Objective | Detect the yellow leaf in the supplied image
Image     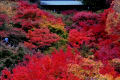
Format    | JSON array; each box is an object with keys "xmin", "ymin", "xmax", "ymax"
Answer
[
  {"xmin": 104, "ymin": 74, "xmax": 114, "ymax": 80},
  {"xmin": 115, "ymin": 77, "xmax": 120, "ymax": 80}
]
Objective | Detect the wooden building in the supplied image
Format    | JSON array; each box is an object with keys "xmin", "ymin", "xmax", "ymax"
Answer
[{"xmin": 30, "ymin": 0, "xmax": 113, "ymax": 11}]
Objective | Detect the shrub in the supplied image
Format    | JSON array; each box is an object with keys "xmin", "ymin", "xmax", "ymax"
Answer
[
  {"xmin": 106, "ymin": 2, "xmax": 120, "ymax": 40},
  {"xmin": 0, "ymin": 13, "xmax": 9, "ymax": 39},
  {"xmin": 94, "ymin": 36, "xmax": 120, "ymax": 61},
  {"xmin": 0, "ymin": 27, "xmax": 27, "ymax": 45},
  {"xmin": 68, "ymin": 23, "xmax": 112, "ymax": 58},
  {"xmin": 61, "ymin": 10, "xmax": 78, "ymax": 15},
  {"xmin": 0, "ymin": 48, "xmax": 81, "ymax": 80},
  {"xmin": 0, "ymin": 1, "xmax": 17, "ymax": 17},
  {"xmin": 8, "ymin": 28, "xmax": 27, "ymax": 46},
  {"xmin": 99, "ymin": 61, "xmax": 120, "ymax": 79},
  {"xmin": 0, "ymin": 31, "xmax": 9, "ymax": 40},
  {"xmin": 13, "ymin": 8, "xmax": 43, "ymax": 30},
  {"xmin": 66, "ymin": 11, "xmax": 101, "ymax": 31},
  {"xmin": 95, "ymin": 44, "xmax": 120, "ymax": 61},
  {"xmin": 68, "ymin": 58, "xmax": 104, "ymax": 80},
  {"xmin": 24, "ymin": 28, "xmax": 60, "ymax": 50},
  {"xmin": 12, "ymin": 1, "xmax": 66, "ymax": 53},
  {"xmin": 68, "ymin": 23, "xmax": 107, "ymax": 47},
  {"xmin": 13, "ymin": 1, "xmax": 65, "ymax": 32},
  {"xmin": 0, "ymin": 13, "xmax": 8, "ymax": 30},
  {"xmin": 0, "ymin": 46, "xmax": 25, "ymax": 73},
  {"xmin": 68, "ymin": 29, "xmax": 91, "ymax": 48},
  {"xmin": 0, "ymin": 48, "xmax": 109, "ymax": 80}
]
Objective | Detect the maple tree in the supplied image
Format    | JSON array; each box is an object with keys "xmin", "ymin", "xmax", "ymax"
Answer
[
  {"xmin": 13, "ymin": 1, "xmax": 65, "ymax": 32},
  {"xmin": 1, "ymin": 0, "xmax": 120, "ymax": 80},
  {"xmin": 24, "ymin": 28, "xmax": 60, "ymax": 50},
  {"xmin": 0, "ymin": 48, "xmax": 80, "ymax": 80}
]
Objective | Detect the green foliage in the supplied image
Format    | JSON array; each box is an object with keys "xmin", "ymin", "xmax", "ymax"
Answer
[
  {"xmin": 82, "ymin": 0, "xmax": 106, "ymax": 7},
  {"xmin": 9, "ymin": 33, "xmax": 26, "ymax": 46},
  {"xmin": 79, "ymin": 44, "xmax": 94, "ymax": 58},
  {"xmin": 48, "ymin": 25, "xmax": 68, "ymax": 39},
  {"xmin": 0, "ymin": 49, "xmax": 12, "ymax": 58},
  {"xmin": 47, "ymin": 25, "xmax": 68, "ymax": 53},
  {"xmin": 62, "ymin": 15, "xmax": 73, "ymax": 27},
  {"xmin": 0, "ymin": 47, "xmax": 25, "ymax": 73}
]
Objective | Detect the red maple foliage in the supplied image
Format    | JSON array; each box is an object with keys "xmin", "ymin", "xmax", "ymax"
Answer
[
  {"xmin": 94, "ymin": 34, "xmax": 120, "ymax": 61},
  {"xmin": 13, "ymin": 1, "xmax": 47, "ymax": 30},
  {"xmin": 99, "ymin": 63, "xmax": 119, "ymax": 78},
  {"xmin": 68, "ymin": 23, "xmax": 108, "ymax": 48},
  {"xmin": 0, "ymin": 13, "xmax": 7, "ymax": 27},
  {"xmin": 13, "ymin": 1, "xmax": 64, "ymax": 31},
  {"xmin": 0, "ymin": 48, "xmax": 80, "ymax": 80},
  {"xmin": 0, "ymin": 31, "xmax": 9, "ymax": 38},
  {"xmin": 13, "ymin": 8, "xmax": 46, "ymax": 30},
  {"xmin": 68, "ymin": 29, "xmax": 92, "ymax": 48},
  {"xmin": 68, "ymin": 11, "xmax": 101, "ymax": 31},
  {"xmin": 95, "ymin": 44, "xmax": 120, "ymax": 61},
  {"xmin": 61, "ymin": 10, "xmax": 78, "ymax": 15},
  {"xmin": 24, "ymin": 28, "xmax": 60, "ymax": 49}
]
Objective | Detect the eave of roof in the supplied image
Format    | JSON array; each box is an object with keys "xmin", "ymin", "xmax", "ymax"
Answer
[{"xmin": 40, "ymin": 1, "xmax": 83, "ymax": 5}]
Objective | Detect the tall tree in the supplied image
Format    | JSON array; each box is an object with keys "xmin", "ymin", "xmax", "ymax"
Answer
[{"xmin": 82, "ymin": 0, "xmax": 106, "ymax": 7}]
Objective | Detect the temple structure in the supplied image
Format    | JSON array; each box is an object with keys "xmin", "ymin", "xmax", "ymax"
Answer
[
  {"xmin": 39, "ymin": 0, "xmax": 84, "ymax": 12},
  {"xmin": 38, "ymin": 0, "xmax": 111, "ymax": 11}
]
